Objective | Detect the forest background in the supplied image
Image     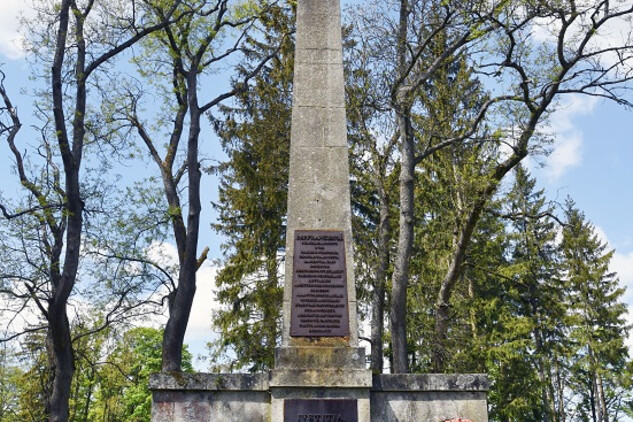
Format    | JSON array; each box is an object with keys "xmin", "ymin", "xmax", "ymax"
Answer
[{"xmin": 0, "ymin": 0, "xmax": 632, "ymax": 421}]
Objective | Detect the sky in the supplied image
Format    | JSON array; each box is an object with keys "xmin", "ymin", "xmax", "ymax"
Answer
[{"xmin": 0, "ymin": 2, "xmax": 632, "ymax": 367}]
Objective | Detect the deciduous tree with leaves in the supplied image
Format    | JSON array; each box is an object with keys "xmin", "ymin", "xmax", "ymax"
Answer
[
  {"xmin": 0, "ymin": 0, "xmax": 184, "ymax": 419},
  {"xmin": 347, "ymin": 0, "xmax": 633, "ymax": 373},
  {"xmin": 109, "ymin": 0, "xmax": 288, "ymax": 372}
]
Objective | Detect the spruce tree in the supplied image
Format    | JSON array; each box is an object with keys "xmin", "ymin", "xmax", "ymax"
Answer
[
  {"xmin": 487, "ymin": 165, "xmax": 566, "ymax": 421},
  {"xmin": 210, "ymin": 2, "xmax": 294, "ymax": 372},
  {"xmin": 561, "ymin": 199, "xmax": 631, "ymax": 422}
]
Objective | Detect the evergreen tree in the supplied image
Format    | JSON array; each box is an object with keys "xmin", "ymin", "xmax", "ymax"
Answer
[
  {"xmin": 484, "ymin": 165, "xmax": 566, "ymax": 421},
  {"xmin": 561, "ymin": 199, "xmax": 631, "ymax": 422},
  {"xmin": 406, "ymin": 45, "xmax": 495, "ymax": 372},
  {"xmin": 210, "ymin": 1, "xmax": 295, "ymax": 372}
]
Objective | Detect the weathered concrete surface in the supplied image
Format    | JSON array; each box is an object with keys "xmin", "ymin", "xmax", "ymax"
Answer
[
  {"xmin": 149, "ymin": 372, "xmax": 490, "ymax": 421},
  {"xmin": 371, "ymin": 374, "xmax": 490, "ymax": 422},
  {"xmin": 373, "ymin": 374, "xmax": 490, "ymax": 392},
  {"xmin": 270, "ymin": 345, "xmax": 373, "ymax": 422},
  {"xmin": 270, "ymin": 369, "xmax": 372, "ymax": 388},
  {"xmin": 150, "ymin": 374, "xmax": 270, "ymax": 422},
  {"xmin": 149, "ymin": 372, "xmax": 269, "ymax": 391},
  {"xmin": 275, "ymin": 346, "xmax": 367, "ymax": 369},
  {"xmin": 283, "ymin": 0, "xmax": 358, "ymax": 347},
  {"xmin": 371, "ymin": 391, "xmax": 488, "ymax": 422},
  {"xmin": 152, "ymin": 391, "xmax": 270, "ymax": 422}
]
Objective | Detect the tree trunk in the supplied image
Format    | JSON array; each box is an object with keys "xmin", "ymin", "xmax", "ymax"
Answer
[
  {"xmin": 370, "ymin": 185, "xmax": 390, "ymax": 373},
  {"xmin": 162, "ymin": 77, "xmax": 202, "ymax": 371},
  {"xmin": 390, "ymin": 109, "xmax": 414, "ymax": 374},
  {"xmin": 596, "ymin": 371, "xmax": 608, "ymax": 422},
  {"xmin": 531, "ymin": 290, "xmax": 557, "ymax": 422},
  {"xmin": 433, "ymin": 198, "xmax": 481, "ymax": 371},
  {"xmin": 46, "ymin": 305, "xmax": 74, "ymax": 422},
  {"xmin": 534, "ymin": 327, "xmax": 554, "ymax": 422},
  {"xmin": 388, "ymin": 0, "xmax": 415, "ymax": 374},
  {"xmin": 162, "ymin": 269, "xmax": 196, "ymax": 371},
  {"xmin": 432, "ymin": 111, "xmax": 540, "ymax": 371},
  {"xmin": 589, "ymin": 345, "xmax": 608, "ymax": 422},
  {"xmin": 555, "ymin": 359, "xmax": 566, "ymax": 422},
  {"xmin": 467, "ymin": 279, "xmax": 478, "ymax": 339}
]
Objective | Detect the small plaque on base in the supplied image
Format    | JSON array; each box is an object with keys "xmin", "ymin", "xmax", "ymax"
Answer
[{"xmin": 284, "ymin": 399, "xmax": 358, "ymax": 422}]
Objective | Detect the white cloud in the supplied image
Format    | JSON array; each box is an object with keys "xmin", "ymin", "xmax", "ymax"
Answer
[
  {"xmin": 185, "ymin": 263, "xmax": 219, "ymax": 343},
  {"xmin": 612, "ymin": 250, "xmax": 633, "ymax": 346},
  {"xmin": 545, "ymin": 135, "xmax": 582, "ymax": 180},
  {"xmin": 0, "ymin": 3, "xmax": 33, "ymax": 60},
  {"xmin": 146, "ymin": 241, "xmax": 220, "ymax": 362},
  {"xmin": 626, "ymin": 311, "xmax": 633, "ymax": 352},
  {"xmin": 145, "ymin": 241, "xmax": 220, "ymax": 338},
  {"xmin": 543, "ymin": 95, "xmax": 598, "ymax": 180},
  {"xmin": 531, "ymin": 16, "xmax": 562, "ymax": 43},
  {"xmin": 147, "ymin": 241, "xmax": 179, "ymax": 272},
  {"xmin": 551, "ymin": 95, "xmax": 599, "ymax": 133},
  {"xmin": 530, "ymin": 1, "xmax": 633, "ymax": 68},
  {"xmin": 592, "ymin": 225, "xmax": 610, "ymax": 247},
  {"xmin": 612, "ymin": 251, "xmax": 633, "ymax": 294}
]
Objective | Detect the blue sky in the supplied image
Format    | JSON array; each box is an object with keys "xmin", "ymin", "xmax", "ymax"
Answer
[{"xmin": 1, "ymin": 2, "xmax": 632, "ymax": 361}]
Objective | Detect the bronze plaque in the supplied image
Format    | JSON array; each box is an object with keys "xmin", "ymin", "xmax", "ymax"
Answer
[
  {"xmin": 290, "ymin": 230, "xmax": 349, "ymax": 337},
  {"xmin": 284, "ymin": 399, "xmax": 358, "ymax": 422}
]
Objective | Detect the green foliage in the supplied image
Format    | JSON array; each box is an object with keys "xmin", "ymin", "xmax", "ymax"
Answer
[
  {"xmin": 482, "ymin": 166, "xmax": 564, "ymax": 421},
  {"xmin": 0, "ymin": 327, "xmax": 192, "ymax": 422},
  {"xmin": 561, "ymin": 199, "xmax": 631, "ymax": 421},
  {"xmin": 1, "ymin": 0, "xmax": 631, "ymax": 420},
  {"xmin": 209, "ymin": 0, "xmax": 295, "ymax": 372},
  {"xmin": 0, "ymin": 346, "xmax": 24, "ymax": 422},
  {"xmin": 4, "ymin": 332, "xmax": 51, "ymax": 422},
  {"xmin": 92, "ymin": 327, "xmax": 193, "ymax": 422}
]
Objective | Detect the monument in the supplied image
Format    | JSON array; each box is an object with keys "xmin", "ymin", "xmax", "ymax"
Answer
[
  {"xmin": 149, "ymin": 0, "xmax": 490, "ymax": 420},
  {"xmin": 269, "ymin": 0, "xmax": 372, "ymax": 419}
]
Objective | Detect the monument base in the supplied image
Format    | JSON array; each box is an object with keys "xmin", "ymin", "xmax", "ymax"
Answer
[{"xmin": 150, "ymin": 372, "xmax": 489, "ymax": 421}]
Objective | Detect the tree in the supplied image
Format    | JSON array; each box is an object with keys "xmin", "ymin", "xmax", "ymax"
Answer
[
  {"xmin": 93, "ymin": 327, "xmax": 193, "ymax": 422},
  {"xmin": 112, "ymin": 0, "xmax": 288, "ymax": 372},
  {"xmin": 0, "ymin": 345, "xmax": 22, "ymax": 421},
  {"xmin": 502, "ymin": 165, "xmax": 566, "ymax": 421},
  {"xmin": 1, "ymin": 325, "xmax": 192, "ymax": 422},
  {"xmin": 347, "ymin": 0, "xmax": 633, "ymax": 372},
  {"xmin": 210, "ymin": 0, "xmax": 294, "ymax": 372},
  {"xmin": 481, "ymin": 165, "xmax": 566, "ymax": 421},
  {"xmin": 561, "ymin": 200, "xmax": 631, "ymax": 422},
  {"xmin": 0, "ymin": 0, "xmax": 183, "ymax": 419},
  {"xmin": 345, "ymin": 18, "xmax": 399, "ymax": 373}
]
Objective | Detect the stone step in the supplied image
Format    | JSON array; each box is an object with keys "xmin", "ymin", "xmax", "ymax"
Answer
[
  {"xmin": 275, "ymin": 346, "xmax": 367, "ymax": 370},
  {"xmin": 270, "ymin": 368, "xmax": 372, "ymax": 388}
]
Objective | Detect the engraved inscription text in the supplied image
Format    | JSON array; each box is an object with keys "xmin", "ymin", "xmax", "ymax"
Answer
[
  {"xmin": 284, "ymin": 399, "xmax": 357, "ymax": 422},
  {"xmin": 290, "ymin": 230, "xmax": 349, "ymax": 337}
]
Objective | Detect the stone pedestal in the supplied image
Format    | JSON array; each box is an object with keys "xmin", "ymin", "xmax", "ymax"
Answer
[
  {"xmin": 371, "ymin": 374, "xmax": 490, "ymax": 421},
  {"xmin": 149, "ymin": 372, "xmax": 490, "ymax": 421},
  {"xmin": 150, "ymin": 373, "xmax": 269, "ymax": 421},
  {"xmin": 270, "ymin": 347, "xmax": 372, "ymax": 422}
]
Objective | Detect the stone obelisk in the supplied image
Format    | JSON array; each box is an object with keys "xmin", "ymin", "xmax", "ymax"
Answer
[
  {"xmin": 271, "ymin": 0, "xmax": 372, "ymax": 420},
  {"xmin": 282, "ymin": 0, "xmax": 358, "ymax": 348}
]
